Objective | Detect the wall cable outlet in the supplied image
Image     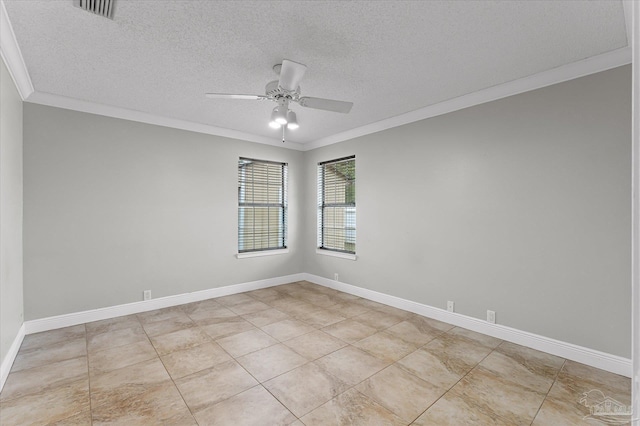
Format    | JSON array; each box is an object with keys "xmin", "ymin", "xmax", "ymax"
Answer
[{"xmin": 447, "ymin": 301, "xmax": 455, "ymax": 312}]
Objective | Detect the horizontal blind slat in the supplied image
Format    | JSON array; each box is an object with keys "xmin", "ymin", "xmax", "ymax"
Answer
[
  {"xmin": 238, "ymin": 158, "xmax": 287, "ymax": 253},
  {"xmin": 318, "ymin": 156, "xmax": 356, "ymax": 254}
]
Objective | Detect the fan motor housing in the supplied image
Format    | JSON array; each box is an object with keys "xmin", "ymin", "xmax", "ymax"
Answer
[
  {"xmin": 265, "ymin": 80, "xmax": 300, "ymax": 100},
  {"xmin": 265, "ymin": 81, "xmax": 280, "ymax": 97}
]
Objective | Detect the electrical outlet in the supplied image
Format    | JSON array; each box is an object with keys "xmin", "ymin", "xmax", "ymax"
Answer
[
  {"xmin": 487, "ymin": 310, "xmax": 496, "ymax": 324},
  {"xmin": 334, "ymin": 273, "xmax": 339, "ymax": 281},
  {"xmin": 447, "ymin": 301, "xmax": 455, "ymax": 312},
  {"xmin": 143, "ymin": 290, "xmax": 152, "ymax": 301}
]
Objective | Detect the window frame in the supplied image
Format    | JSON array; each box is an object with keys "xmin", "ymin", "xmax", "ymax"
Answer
[
  {"xmin": 237, "ymin": 157, "xmax": 288, "ymax": 255},
  {"xmin": 317, "ymin": 155, "xmax": 356, "ymax": 256}
]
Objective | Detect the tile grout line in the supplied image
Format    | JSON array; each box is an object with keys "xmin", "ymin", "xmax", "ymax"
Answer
[
  {"xmin": 232, "ymin": 291, "xmax": 349, "ymax": 422},
  {"xmin": 6, "ymin": 282, "xmax": 627, "ymax": 425},
  {"xmin": 176, "ymin": 297, "xmax": 299, "ymax": 421},
  {"xmin": 404, "ymin": 336, "xmax": 504, "ymax": 424},
  {"xmin": 466, "ymin": 340, "xmax": 547, "ymax": 425},
  {"xmin": 179, "ymin": 304, "xmax": 255, "ymax": 423},
  {"xmin": 228, "ymin": 327, "xmax": 302, "ymax": 416},
  {"xmin": 0, "ymin": 327, "xmax": 91, "ymax": 416},
  {"xmin": 459, "ymin": 341, "xmax": 516, "ymax": 425},
  {"xmin": 19, "ymin": 326, "xmax": 94, "ymax": 424},
  {"xmin": 226, "ymin": 291, "xmax": 306, "ymax": 422},
  {"xmin": 528, "ymin": 358, "xmax": 567, "ymax": 426},
  {"xmin": 492, "ymin": 340, "xmax": 567, "ymax": 426},
  {"xmin": 384, "ymin": 334, "xmax": 452, "ymax": 423},
  {"xmin": 84, "ymin": 323, "xmax": 94, "ymax": 426},
  {"xmin": 260, "ymin": 380, "xmax": 304, "ymax": 423},
  {"xmin": 234, "ymin": 288, "xmax": 363, "ymax": 422},
  {"xmin": 258, "ymin": 297, "xmax": 453, "ymax": 422},
  {"xmin": 316, "ymin": 308, "xmax": 476, "ymax": 424},
  {"xmin": 86, "ymin": 316, "xmax": 191, "ymax": 421},
  {"xmin": 223, "ymin": 290, "xmax": 351, "ymax": 423},
  {"xmin": 137, "ymin": 310, "xmax": 202, "ymax": 425}
]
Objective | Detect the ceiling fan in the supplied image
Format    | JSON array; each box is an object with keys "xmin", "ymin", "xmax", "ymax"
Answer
[{"xmin": 205, "ymin": 60, "xmax": 353, "ymax": 140}]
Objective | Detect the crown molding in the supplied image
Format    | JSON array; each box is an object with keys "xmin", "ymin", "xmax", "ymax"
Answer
[
  {"xmin": 0, "ymin": 0, "xmax": 33, "ymax": 100},
  {"xmin": 2, "ymin": 0, "xmax": 630, "ymax": 152},
  {"xmin": 25, "ymin": 44, "xmax": 631, "ymax": 153},
  {"xmin": 26, "ymin": 91, "xmax": 305, "ymax": 151},
  {"xmin": 1, "ymin": 0, "xmax": 301, "ymax": 150},
  {"xmin": 302, "ymin": 47, "xmax": 632, "ymax": 151}
]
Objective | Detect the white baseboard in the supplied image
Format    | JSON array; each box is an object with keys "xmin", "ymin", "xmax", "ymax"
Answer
[
  {"xmin": 24, "ymin": 273, "xmax": 306, "ymax": 335},
  {"xmin": 0, "ymin": 323, "xmax": 25, "ymax": 392},
  {"xmin": 18, "ymin": 271, "xmax": 631, "ymax": 379},
  {"xmin": 303, "ymin": 273, "xmax": 633, "ymax": 378}
]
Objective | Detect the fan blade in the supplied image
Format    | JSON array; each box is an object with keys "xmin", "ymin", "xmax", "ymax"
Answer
[
  {"xmin": 298, "ymin": 97, "xmax": 353, "ymax": 113},
  {"xmin": 205, "ymin": 93, "xmax": 267, "ymax": 100},
  {"xmin": 278, "ymin": 60, "xmax": 307, "ymax": 92}
]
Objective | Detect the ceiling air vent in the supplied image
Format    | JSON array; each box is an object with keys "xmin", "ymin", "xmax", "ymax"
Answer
[{"xmin": 73, "ymin": 0, "xmax": 115, "ymax": 19}]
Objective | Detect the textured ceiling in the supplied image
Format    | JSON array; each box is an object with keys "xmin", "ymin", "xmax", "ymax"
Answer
[{"xmin": 3, "ymin": 0, "xmax": 629, "ymax": 144}]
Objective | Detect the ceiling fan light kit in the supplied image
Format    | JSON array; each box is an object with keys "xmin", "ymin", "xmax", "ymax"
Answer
[
  {"xmin": 286, "ymin": 111, "xmax": 299, "ymax": 130},
  {"xmin": 273, "ymin": 105, "xmax": 289, "ymax": 125},
  {"xmin": 205, "ymin": 59, "xmax": 354, "ymax": 141}
]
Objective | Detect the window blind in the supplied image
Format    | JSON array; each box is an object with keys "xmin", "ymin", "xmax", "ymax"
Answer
[
  {"xmin": 318, "ymin": 156, "xmax": 356, "ymax": 254},
  {"xmin": 238, "ymin": 158, "xmax": 287, "ymax": 252}
]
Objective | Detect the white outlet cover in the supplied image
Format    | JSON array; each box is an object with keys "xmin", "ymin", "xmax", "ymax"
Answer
[
  {"xmin": 447, "ymin": 301, "xmax": 455, "ymax": 312},
  {"xmin": 487, "ymin": 310, "xmax": 496, "ymax": 324}
]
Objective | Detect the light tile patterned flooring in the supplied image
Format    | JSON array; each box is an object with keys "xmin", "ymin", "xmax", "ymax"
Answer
[{"xmin": 0, "ymin": 281, "xmax": 631, "ymax": 425}]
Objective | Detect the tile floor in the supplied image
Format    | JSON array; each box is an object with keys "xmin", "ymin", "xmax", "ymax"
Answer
[{"xmin": 0, "ymin": 281, "xmax": 632, "ymax": 425}]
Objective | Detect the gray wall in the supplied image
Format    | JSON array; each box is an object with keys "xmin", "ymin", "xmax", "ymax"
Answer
[
  {"xmin": 22, "ymin": 65, "xmax": 631, "ymax": 358},
  {"xmin": 0, "ymin": 59, "xmax": 24, "ymax": 363},
  {"xmin": 23, "ymin": 105, "xmax": 303, "ymax": 319},
  {"xmin": 302, "ymin": 65, "xmax": 632, "ymax": 357}
]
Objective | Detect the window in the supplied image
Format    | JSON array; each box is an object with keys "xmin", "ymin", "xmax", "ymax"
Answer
[
  {"xmin": 318, "ymin": 156, "xmax": 356, "ymax": 254},
  {"xmin": 238, "ymin": 158, "xmax": 287, "ymax": 253}
]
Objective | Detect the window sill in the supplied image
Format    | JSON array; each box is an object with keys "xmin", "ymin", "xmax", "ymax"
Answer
[
  {"xmin": 236, "ymin": 249, "xmax": 289, "ymax": 259},
  {"xmin": 316, "ymin": 248, "xmax": 357, "ymax": 261}
]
